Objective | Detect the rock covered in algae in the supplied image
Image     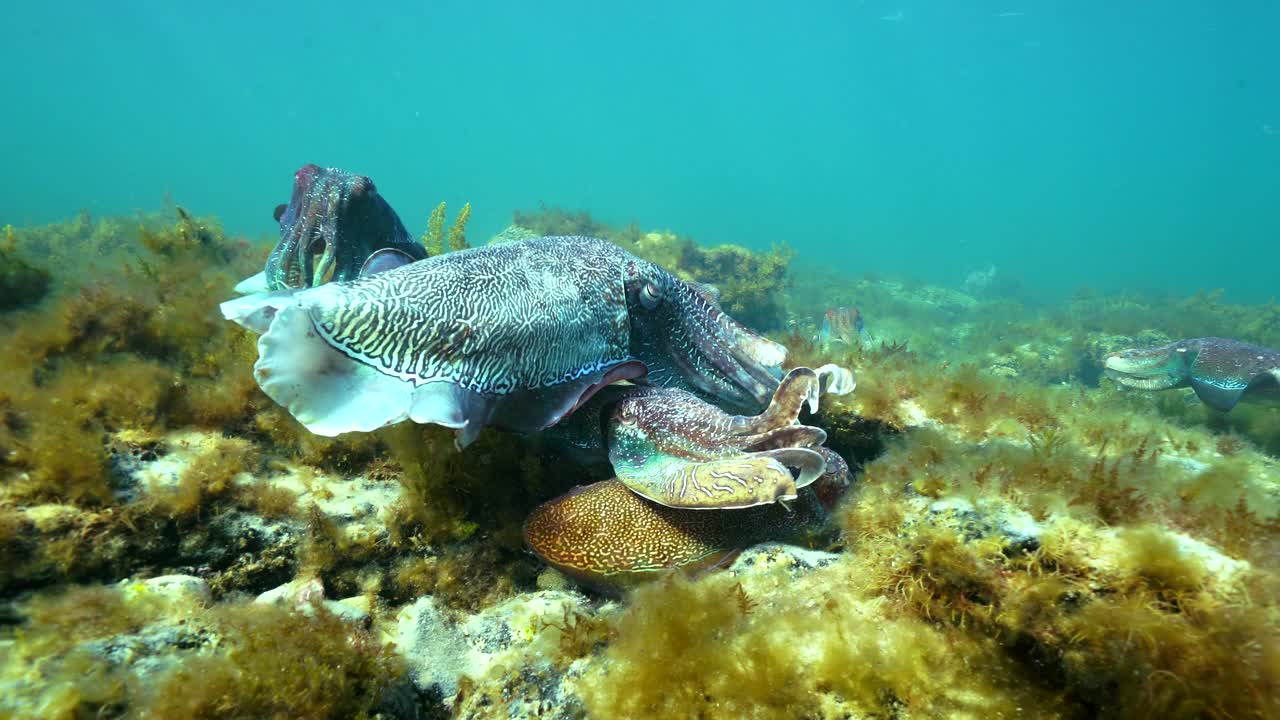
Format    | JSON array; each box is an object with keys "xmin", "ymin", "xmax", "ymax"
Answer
[
  {"xmin": 0, "ymin": 230, "xmax": 51, "ymax": 311},
  {"xmin": 4, "ymin": 208, "xmax": 1280, "ymax": 720}
]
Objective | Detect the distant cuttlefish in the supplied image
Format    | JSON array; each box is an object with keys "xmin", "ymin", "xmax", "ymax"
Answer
[
  {"xmin": 817, "ymin": 307, "xmax": 870, "ymax": 352},
  {"xmin": 1104, "ymin": 337, "xmax": 1280, "ymax": 412}
]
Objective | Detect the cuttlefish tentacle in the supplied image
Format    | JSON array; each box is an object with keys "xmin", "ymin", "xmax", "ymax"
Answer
[
  {"xmin": 1105, "ymin": 337, "xmax": 1280, "ymax": 412},
  {"xmin": 606, "ymin": 367, "xmax": 830, "ymax": 510}
]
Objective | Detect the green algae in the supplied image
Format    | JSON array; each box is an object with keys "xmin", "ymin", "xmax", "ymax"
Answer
[
  {"xmin": 0, "ymin": 225, "xmax": 51, "ymax": 311},
  {"xmin": 1, "ymin": 207, "xmax": 1279, "ymax": 719},
  {"xmin": 2, "ymin": 583, "xmax": 402, "ymax": 720},
  {"xmin": 421, "ymin": 200, "xmax": 473, "ymax": 255}
]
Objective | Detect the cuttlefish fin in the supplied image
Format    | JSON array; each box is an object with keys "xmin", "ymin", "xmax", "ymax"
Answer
[
  {"xmin": 615, "ymin": 447, "xmax": 826, "ymax": 510},
  {"xmin": 1189, "ymin": 377, "xmax": 1247, "ymax": 412},
  {"xmin": 224, "ymin": 286, "xmax": 643, "ymax": 443},
  {"xmin": 233, "ymin": 271, "xmax": 271, "ymax": 295}
]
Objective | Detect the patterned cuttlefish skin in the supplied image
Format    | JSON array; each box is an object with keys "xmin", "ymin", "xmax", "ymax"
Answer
[
  {"xmin": 223, "ymin": 235, "xmax": 798, "ymax": 447},
  {"xmin": 1105, "ymin": 337, "xmax": 1280, "ymax": 412},
  {"xmin": 521, "ymin": 472, "xmax": 842, "ymax": 596},
  {"xmin": 525, "ymin": 366, "xmax": 854, "ymax": 593},
  {"xmin": 557, "ymin": 367, "xmax": 829, "ymax": 510},
  {"xmin": 264, "ymin": 164, "xmax": 427, "ymax": 291},
  {"xmin": 222, "ymin": 165, "xmax": 859, "ymax": 594}
]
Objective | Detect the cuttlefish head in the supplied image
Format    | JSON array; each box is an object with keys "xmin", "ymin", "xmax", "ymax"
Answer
[
  {"xmin": 241, "ymin": 164, "xmax": 426, "ymax": 293},
  {"xmin": 1105, "ymin": 337, "xmax": 1280, "ymax": 412},
  {"xmin": 624, "ymin": 259, "xmax": 787, "ymax": 412},
  {"xmin": 1104, "ymin": 341, "xmax": 1193, "ymax": 392}
]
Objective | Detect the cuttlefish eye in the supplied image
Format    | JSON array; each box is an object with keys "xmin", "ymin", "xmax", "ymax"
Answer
[
  {"xmin": 640, "ymin": 281, "xmax": 662, "ymax": 310},
  {"xmin": 308, "ymin": 235, "xmax": 326, "ymax": 261}
]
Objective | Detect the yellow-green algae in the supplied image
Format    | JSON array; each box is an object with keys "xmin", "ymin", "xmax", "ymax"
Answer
[
  {"xmin": 2, "ymin": 582, "xmax": 402, "ymax": 718},
  {"xmin": 1, "ymin": 208, "xmax": 1278, "ymax": 719},
  {"xmin": 421, "ymin": 200, "xmax": 474, "ymax": 255}
]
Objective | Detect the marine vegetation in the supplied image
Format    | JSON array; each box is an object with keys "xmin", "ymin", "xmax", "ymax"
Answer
[
  {"xmin": 421, "ymin": 200, "xmax": 473, "ymax": 255},
  {"xmin": 3, "ymin": 581, "xmax": 403, "ymax": 718},
  {"xmin": 2, "ymin": 201, "xmax": 1279, "ymax": 720},
  {"xmin": 0, "ymin": 225, "xmax": 50, "ymax": 310}
]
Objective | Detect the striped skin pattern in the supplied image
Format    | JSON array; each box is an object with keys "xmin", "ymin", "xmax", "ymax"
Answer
[
  {"xmin": 225, "ymin": 233, "xmax": 797, "ymax": 443},
  {"xmin": 308, "ymin": 237, "xmax": 632, "ymax": 395},
  {"xmin": 267, "ymin": 164, "xmax": 424, "ymax": 291}
]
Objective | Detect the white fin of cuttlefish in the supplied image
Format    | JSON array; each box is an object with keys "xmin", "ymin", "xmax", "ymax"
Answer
[{"xmin": 234, "ymin": 271, "xmax": 270, "ymax": 295}]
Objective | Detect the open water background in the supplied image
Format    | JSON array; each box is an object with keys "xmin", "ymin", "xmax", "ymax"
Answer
[{"xmin": 3, "ymin": 1, "xmax": 1277, "ymax": 301}]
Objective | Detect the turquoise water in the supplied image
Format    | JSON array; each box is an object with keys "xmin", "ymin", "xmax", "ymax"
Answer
[{"xmin": 3, "ymin": 1, "xmax": 1277, "ymax": 301}]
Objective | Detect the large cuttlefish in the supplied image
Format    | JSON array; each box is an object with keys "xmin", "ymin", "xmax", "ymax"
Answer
[
  {"xmin": 222, "ymin": 235, "xmax": 847, "ymax": 447},
  {"xmin": 222, "ymin": 164, "xmax": 858, "ymax": 594},
  {"xmin": 1104, "ymin": 337, "xmax": 1280, "ymax": 412}
]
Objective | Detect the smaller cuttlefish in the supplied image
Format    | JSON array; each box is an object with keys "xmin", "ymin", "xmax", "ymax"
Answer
[
  {"xmin": 817, "ymin": 307, "xmax": 870, "ymax": 351},
  {"xmin": 1104, "ymin": 337, "xmax": 1280, "ymax": 412},
  {"xmin": 521, "ymin": 467, "xmax": 844, "ymax": 596},
  {"xmin": 236, "ymin": 164, "xmax": 427, "ymax": 294},
  {"xmin": 525, "ymin": 367, "xmax": 853, "ymax": 595}
]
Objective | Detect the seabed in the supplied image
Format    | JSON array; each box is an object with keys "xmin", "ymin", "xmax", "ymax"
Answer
[{"xmin": 0, "ymin": 208, "xmax": 1277, "ymax": 719}]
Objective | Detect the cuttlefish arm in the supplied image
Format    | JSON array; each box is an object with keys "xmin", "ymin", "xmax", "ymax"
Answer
[
  {"xmin": 1105, "ymin": 337, "xmax": 1280, "ymax": 412},
  {"xmin": 606, "ymin": 367, "xmax": 831, "ymax": 510}
]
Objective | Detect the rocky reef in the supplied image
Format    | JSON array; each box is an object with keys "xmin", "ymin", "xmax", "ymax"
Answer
[{"xmin": 0, "ymin": 209, "xmax": 1277, "ymax": 719}]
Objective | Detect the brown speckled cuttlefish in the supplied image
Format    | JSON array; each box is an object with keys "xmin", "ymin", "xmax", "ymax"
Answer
[
  {"xmin": 1105, "ymin": 337, "xmax": 1280, "ymax": 412},
  {"xmin": 526, "ymin": 368, "xmax": 853, "ymax": 594}
]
